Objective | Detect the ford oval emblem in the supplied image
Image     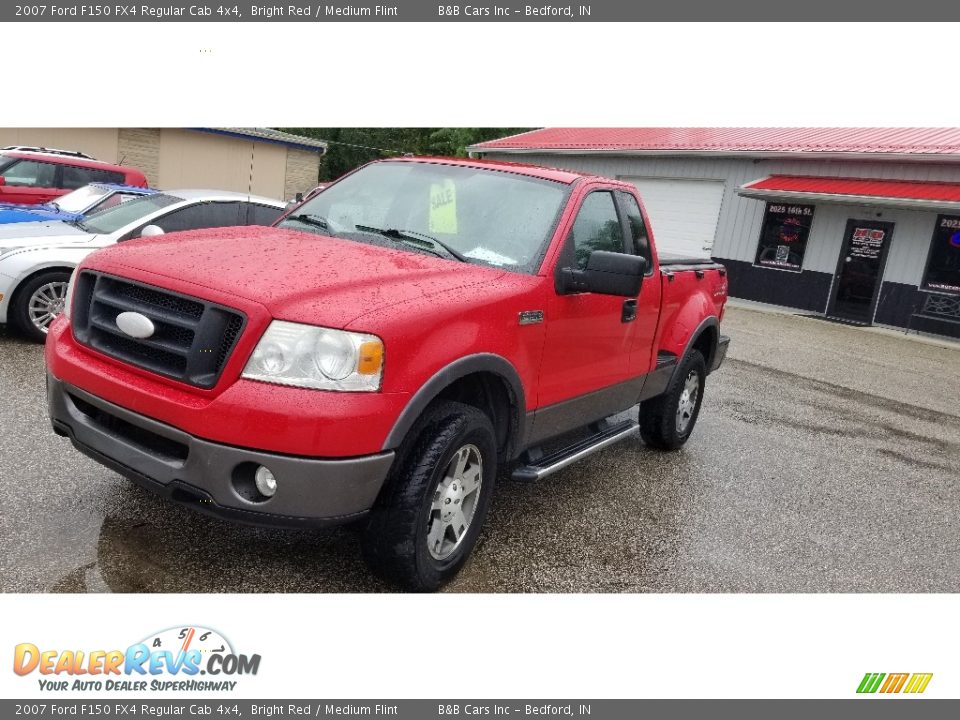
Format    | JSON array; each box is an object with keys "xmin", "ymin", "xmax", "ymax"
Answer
[{"xmin": 116, "ymin": 311, "xmax": 155, "ymax": 339}]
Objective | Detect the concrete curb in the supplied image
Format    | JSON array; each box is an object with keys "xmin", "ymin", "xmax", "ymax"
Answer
[{"xmin": 725, "ymin": 298, "xmax": 960, "ymax": 352}]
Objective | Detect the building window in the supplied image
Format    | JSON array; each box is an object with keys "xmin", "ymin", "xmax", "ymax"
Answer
[
  {"xmin": 922, "ymin": 215, "xmax": 960, "ymax": 295},
  {"xmin": 754, "ymin": 202, "xmax": 815, "ymax": 272}
]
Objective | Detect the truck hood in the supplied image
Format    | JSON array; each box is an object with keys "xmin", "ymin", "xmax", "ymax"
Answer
[{"xmin": 88, "ymin": 226, "xmax": 508, "ymax": 329}]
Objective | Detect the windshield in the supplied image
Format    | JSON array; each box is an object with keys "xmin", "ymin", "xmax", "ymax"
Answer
[
  {"xmin": 51, "ymin": 185, "xmax": 112, "ymax": 213},
  {"xmin": 79, "ymin": 193, "xmax": 180, "ymax": 234},
  {"xmin": 276, "ymin": 161, "xmax": 569, "ymax": 272}
]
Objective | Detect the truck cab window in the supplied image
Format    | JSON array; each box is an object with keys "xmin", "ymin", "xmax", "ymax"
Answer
[
  {"xmin": 570, "ymin": 191, "xmax": 624, "ymax": 268},
  {"xmin": 618, "ymin": 191, "xmax": 653, "ymax": 269}
]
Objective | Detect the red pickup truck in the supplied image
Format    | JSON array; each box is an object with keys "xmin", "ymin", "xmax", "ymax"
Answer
[{"xmin": 45, "ymin": 157, "xmax": 729, "ymax": 590}]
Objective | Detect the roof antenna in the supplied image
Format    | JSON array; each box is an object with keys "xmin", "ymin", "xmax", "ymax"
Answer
[{"xmin": 246, "ymin": 141, "xmax": 254, "ymax": 225}]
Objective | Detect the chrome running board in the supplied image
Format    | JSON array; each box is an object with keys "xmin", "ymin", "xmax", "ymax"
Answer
[{"xmin": 512, "ymin": 420, "xmax": 637, "ymax": 482}]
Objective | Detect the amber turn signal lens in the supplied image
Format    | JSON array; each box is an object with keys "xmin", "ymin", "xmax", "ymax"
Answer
[{"xmin": 357, "ymin": 340, "xmax": 384, "ymax": 375}]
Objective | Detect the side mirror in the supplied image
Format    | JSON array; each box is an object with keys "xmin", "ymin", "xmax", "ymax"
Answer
[
  {"xmin": 559, "ymin": 251, "xmax": 647, "ymax": 297},
  {"xmin": 139, "ymin": 224, "xmax": 164, "ymax": 238}
]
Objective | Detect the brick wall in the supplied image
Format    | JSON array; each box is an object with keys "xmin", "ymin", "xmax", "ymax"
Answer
[
  {"xmin": 117, "ymin": 128, "xmax": 161, "ymax": 186},
  {"xmin": 283, "ymin": 148, "xmax": 320, "ymax": 201}
]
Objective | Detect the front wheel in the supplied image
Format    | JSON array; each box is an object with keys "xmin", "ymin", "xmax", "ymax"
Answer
[
  {"xmin": 361, "ymin": 401, "xmax": 497, "ymax": 591},
  {"xmin": 12, "ymin": 270, "xmax": 72, "ymax": 343},
  {"xmin": 639, "ymin": 349, "xmax": 706, "ymax": 450}
]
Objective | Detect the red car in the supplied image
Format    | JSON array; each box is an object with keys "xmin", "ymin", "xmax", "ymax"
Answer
[
  {"xmin": 0, "ymin": 150, "xmax": 147, "ymax": 205},
  {"xmin": 45, "ymin": 157, "xmax": 730, "ymax": 590}
]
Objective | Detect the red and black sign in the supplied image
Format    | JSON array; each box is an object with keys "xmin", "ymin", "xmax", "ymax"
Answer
[
  {"xmin": 923, "ymin": 215, "xmax": 960, "ymax": 294},
  {"xmin": 849, "ymin": 227, "xmax": 886, "ymax": 260},
  {"xmin": 755, "ymin": 203, "xmax": 815, "ymax": 271}
]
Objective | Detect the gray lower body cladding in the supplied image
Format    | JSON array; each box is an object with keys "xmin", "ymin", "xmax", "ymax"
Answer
[{"xmin": 46, "ymin": 374, "xmax": 394, "ymax": 528}]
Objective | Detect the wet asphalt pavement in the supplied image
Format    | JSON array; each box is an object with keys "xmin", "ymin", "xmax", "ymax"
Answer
[{"xmin": 1, "ymin": 308, "xmax": 958, "ymax": 593}]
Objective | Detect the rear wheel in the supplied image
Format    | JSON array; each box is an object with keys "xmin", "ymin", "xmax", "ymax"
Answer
[
  {"xmin": 12, "ymin": 270, "xmax": 72, "ymax": 343},
  {"xmin": 639, "ymin": 349, "xmax": 706, "ymax": 450},
  {"xmin": 361, "ymin": 401, "xmax": 497, "ymax": 591}
]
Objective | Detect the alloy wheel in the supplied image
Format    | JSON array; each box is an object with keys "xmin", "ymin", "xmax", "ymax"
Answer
[
  {"xmin": 675, "ymin": 370, "xmax": 700, "ymax": 434},
  {"xmin": 426, "ymin": 444, "xmax": 483, "ymax": 561},
  {"xmin": 28, "ymin": 281, "xmax": 69, "ymax": 334}
]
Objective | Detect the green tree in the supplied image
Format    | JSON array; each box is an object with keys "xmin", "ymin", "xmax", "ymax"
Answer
[{"xmin": 279, "ymin": 127, "xmax": 533, "ymax": 182}]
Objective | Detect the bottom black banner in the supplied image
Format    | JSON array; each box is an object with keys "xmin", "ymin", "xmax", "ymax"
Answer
[{"xmin": 2, "ymin": 700, "xmax": 957, "ymax": 719}]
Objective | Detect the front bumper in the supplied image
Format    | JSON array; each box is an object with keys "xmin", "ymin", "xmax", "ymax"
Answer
[
  {"xmin": 0, "ymin": 270, "xmax": 15, "ymax": 324},
  {"xmin": 48, "ymin": 374, "xmax": 394, "ymax": 528}
]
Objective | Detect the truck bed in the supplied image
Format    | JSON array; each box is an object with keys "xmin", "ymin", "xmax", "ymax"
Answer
[{"xmin": 658, "ymin": 252, "xmax": 724, "ymax": 270}]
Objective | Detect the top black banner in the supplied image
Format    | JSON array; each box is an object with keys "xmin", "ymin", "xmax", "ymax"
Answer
[{"xmin": 4, "ymin": 0, "xmax": 959, "ymax": 21}]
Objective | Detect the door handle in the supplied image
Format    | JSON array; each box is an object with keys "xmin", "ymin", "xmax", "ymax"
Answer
[{"xmin": 621, "ymin": 299, "xmax": 638, "ymax": 323}]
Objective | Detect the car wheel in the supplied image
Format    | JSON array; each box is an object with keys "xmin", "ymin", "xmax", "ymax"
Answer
[
  {"xmin": 362, "ymin": 400, "xmax": 497, "ymax": 591},
  {"xmin": 12, "ymin": 270, "xmax": 72, "ymax": 343},
  {"xmin": 639, "ymin": 349, "xmax": 706, "ymax": 450}
]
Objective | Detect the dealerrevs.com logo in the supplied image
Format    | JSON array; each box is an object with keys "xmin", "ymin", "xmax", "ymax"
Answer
[{"xmin": 13, "ymin": 626, "xmax": 261, "ymax": 692}]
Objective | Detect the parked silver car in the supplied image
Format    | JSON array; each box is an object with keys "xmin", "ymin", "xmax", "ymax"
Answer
[{"xmin": 0, "ymin": 189, "xmax": 285, "ymax": 341}]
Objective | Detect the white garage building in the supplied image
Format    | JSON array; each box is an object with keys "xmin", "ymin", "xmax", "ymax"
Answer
[{"xmin": 470, "ymin": 128, "xmax": 960, "ymax": 339}]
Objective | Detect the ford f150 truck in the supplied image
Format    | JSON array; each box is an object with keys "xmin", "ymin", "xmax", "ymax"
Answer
[{"xmin": 45, "ymin": 157, "xmax": 730, "ymax": 590}]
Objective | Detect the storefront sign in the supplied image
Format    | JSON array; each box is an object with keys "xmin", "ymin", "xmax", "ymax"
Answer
[
  {"xmin": 922, "ymin": 215, "xmax": 960, "ymax": 294},
  {"xmin": 755, "ymin": 203, "xmax": 815, "ymax": 271},
  {"xmin": 849, "ymin": 227, "xmax": 886, "ymax": 260}
]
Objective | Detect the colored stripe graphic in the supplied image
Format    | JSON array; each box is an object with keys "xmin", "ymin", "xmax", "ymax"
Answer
[
  {"xmin": 880, "ymin": 673, "xmax": 909, "ymax": 693},
  {"xmin": 904, "ymin": 673, "xmax": 933, "ymax": 694},
  {"xmin": 857, "ymin": 673, "xmax": 885, "ymax": 693},
  {"xmin": 857, "ymin": 672, "xmax": 933, "ymax": 694}
]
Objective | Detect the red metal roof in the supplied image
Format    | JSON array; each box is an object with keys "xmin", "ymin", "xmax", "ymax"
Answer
[
  {"xmin": 738, "ymin": 175, "xmax": 960, "ymax": 209},
  {"xmin": 471, "ymin": 128, "xmax": 960, "ymax": 157},
  {"xmin": 742, "ymin": 175, "xmax": 960, "ymax": 202}
]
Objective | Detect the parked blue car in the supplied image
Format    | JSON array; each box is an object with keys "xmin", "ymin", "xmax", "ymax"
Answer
[{"xmin": 0, "ymin": 183, "xmax": 157, "ymax": 225}]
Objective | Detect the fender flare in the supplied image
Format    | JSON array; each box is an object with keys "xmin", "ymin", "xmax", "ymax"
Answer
[
  {"xmin": 381, "ymin": 353, "xmax": 527, "ymax": 454},
  {"xmin": 671, "ymin": 315, "xmax": 720, "ymax": 383}
]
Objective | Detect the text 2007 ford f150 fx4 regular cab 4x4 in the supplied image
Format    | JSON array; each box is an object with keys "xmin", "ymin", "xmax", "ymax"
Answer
[{"xmin": 45, "ymin": 157, "xmax": 730, "ymax": 590}]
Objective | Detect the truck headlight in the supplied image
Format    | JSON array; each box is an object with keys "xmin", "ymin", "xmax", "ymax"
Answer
[
  {"xmin": 63, "ymin": 269, "xmax": 78, "ymax": 320},
  {"xmin": 242, "ymin": 321, "xmax": 384, "ymax": 392}
]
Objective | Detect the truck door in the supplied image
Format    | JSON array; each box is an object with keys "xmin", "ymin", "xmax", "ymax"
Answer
[
  {"xmin": 617, "ymin": 190, "xmax": 662, "ymax": 378},
  {"xmin": 537, "ymin": 189, "xmax": 641, "ymax": 409}
]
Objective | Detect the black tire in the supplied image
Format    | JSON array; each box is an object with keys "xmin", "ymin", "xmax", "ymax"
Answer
[
  {"xmin": 639, "ymin": 349, "xmax": 706, "ymax": 450},
  {"xmin": 11, "ymin": 270, "xmax": 72, "ymax": 343},
  {"xmin": 362, "ymin": 401, "xmax": 498, "ymax": 591}
]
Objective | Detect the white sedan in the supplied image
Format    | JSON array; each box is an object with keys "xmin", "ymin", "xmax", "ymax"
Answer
[{"xmin": 0, "ymin": 189, "xmax": 284, "ymax": 341}]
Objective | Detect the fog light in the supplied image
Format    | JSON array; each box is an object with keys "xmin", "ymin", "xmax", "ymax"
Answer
[{"xmin": 254, "ymin": 466, "xmax": 277, "ymax": 497}]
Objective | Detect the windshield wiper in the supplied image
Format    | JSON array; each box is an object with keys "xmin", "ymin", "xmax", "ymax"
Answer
[
  {"xmin": 354, "ymin": 225, "xmax": 468, "ymax": 263},
  {"xmin": 285, "ymin": 213, "xmax": 332, "ymax": 232}
]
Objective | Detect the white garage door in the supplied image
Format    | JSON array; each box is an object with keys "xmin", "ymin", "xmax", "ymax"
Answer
[{"xmin": 622, "ymin": 177, "xmax": 725, "ymax": 258}]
